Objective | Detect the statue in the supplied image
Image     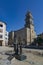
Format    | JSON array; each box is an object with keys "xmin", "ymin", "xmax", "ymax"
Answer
[
  {"xmin": 14, "ymin": 35, "xmax": 18, "ymax": 55},
  {"xmin": 14, "ymin": 36, "xmax": 26, "ymax": 61}
]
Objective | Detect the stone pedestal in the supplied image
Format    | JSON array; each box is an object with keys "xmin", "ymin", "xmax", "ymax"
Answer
[{"xmin": 15, "ymin": 54, "xmax": 26, "ymax": 61}]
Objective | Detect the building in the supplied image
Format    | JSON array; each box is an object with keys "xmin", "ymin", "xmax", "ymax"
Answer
[
  {"xmin": 0, "ymin": 21, "xmax": 8, "ymax": 46},
  {"xmin": 8, "ymin": 31, "xmax": 14, "ymax": 46},
  {"xmin": 8, "ymin": 11, "xmax": 36, "ymax": 46}
]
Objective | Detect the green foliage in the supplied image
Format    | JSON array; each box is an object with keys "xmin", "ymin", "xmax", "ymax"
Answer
[{"xmin": 34, "ymin": 36, "xmax": 43, "ymax": 46}]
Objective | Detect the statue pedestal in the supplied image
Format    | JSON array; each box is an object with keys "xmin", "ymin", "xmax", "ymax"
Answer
[{"xmin": 15, "ymin": 54, "xmax": 26, "ymax": 61}]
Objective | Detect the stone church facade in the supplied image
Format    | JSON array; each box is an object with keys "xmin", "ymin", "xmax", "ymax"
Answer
[{"xmin": 8, "ymin": 11, "xmax": 36, "ymax": 46}]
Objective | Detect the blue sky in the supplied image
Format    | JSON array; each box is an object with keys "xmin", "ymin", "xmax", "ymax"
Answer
[{"xmin": 0, "ymin": 0, "xmax": 43, "ymax": 35}]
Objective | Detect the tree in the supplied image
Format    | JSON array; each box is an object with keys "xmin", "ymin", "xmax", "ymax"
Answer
[
  {"xmin": 37, "ymin": 37, "xmax": 43, "ymax": 46},
  {"xmin": 34, "ymin": 37, "xmax": 43, "ymax": 46}
]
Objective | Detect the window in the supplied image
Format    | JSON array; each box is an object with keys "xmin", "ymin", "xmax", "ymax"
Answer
[
  {"xmin": 5, "ymin": 34, "xmax": 7, "ymax": 36},
  {"xmin": 5, "ymin": 37, "xmax": 7, "ymax": 39},
  {"xmin": 0, "ymin": 35, "xmax": 3, "ymax": 38},
  {"xmin": 0, "ymin": 24, "xmax": 3, "ymax": 27}
]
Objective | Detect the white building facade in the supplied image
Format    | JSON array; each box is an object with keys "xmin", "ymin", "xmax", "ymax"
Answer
[{"xmin": 0, "ymin": 21, "xmax": 8, "ymax": 46}]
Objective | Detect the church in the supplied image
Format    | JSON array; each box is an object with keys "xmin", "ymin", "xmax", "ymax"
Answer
[{"xmin": 8, "ymin": 11, "xmax": 36, "ymax": 46}]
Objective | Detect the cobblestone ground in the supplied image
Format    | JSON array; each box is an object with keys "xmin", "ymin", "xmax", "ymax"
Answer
[{"xmin": 0, "ymin": 46, "xmax": 43, "ymax": 65}]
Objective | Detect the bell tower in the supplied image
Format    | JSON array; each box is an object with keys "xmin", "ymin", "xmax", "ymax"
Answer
[
  {"xmin": 25, "ymin": 11, "xmax": 36, "ymax": 45},
  {"xmin": 25, "ymin": 11, "xmax": 34, "ymax": 28}
]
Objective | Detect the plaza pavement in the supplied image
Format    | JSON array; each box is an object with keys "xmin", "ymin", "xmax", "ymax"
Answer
[{"xmin": 0, "ymin": 46, "xmax": 43, "ymax": 65}]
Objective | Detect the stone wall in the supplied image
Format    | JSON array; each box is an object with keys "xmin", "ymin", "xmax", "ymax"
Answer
[
  {"xmin": 14, "ymin": 28, "xmax": 27, "ymax": 45},
  {"xmin": 26, "ymin": 24, "xmax": 36, "ymax": 45}
]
